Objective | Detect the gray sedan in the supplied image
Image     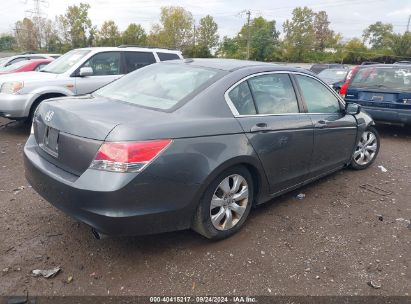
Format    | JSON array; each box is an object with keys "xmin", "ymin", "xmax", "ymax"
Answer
[{"xmin": 24, "ymin": 59, "xmax": 380, "ymax": 240}]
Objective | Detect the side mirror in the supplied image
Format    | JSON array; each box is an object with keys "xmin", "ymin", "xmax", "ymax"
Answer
[
  {"xmin": 79, "ymin": 67, "xmax": 93, "ymax": 77},
  {"xmin": 345, "ymin": 102, "xmax": 361, "ymax": 115}
]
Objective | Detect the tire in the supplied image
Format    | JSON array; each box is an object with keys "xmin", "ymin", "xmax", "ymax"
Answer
[
  {"xmin": 192, "ymin": 166, "xmax": 254, "ymax": 240},
  {"xmin": 350, "ymin": 126, "xmax": 380, "ymax": 170}
]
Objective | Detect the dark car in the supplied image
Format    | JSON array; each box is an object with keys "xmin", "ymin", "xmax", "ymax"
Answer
[
  {"xmin": 24, "ymin": 59, "xmax": 380, "ymax": 240},
  {"xmin": 345, "ymin": 64, "xmax": 411, "ymax": 125},
  {"xmin": 310, "ymin": 63, "xmax": 346, "ymax": 74},
  {"xmin": 317, "ymin": 68, "xmax": 349, "ymax": 92}
]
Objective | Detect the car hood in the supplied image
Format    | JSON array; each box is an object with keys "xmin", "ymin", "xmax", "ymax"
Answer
[{"xmin": 0, "ymin": 71, "xmax": 58, "ymax": 83}]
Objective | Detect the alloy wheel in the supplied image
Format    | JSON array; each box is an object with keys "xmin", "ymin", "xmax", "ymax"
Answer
[
  {"xmin": 210, "ymin": 174, "xmax": 249, "ymax": 231},
  {"xmin": 353, "ymin": 130, "xmax": 378, "ymax": 166}
]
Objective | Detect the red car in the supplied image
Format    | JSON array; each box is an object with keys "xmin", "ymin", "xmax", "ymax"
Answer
[{"xmin": 0, "ymin": 58, "xmax": 53, "ymax": 75}]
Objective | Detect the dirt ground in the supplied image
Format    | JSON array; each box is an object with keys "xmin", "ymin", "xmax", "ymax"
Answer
[{"xmin": 0, "ymin": 117, "xmax": 410, "ymax": 297}]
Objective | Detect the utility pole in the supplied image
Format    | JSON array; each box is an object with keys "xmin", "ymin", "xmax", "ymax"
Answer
[
  {"xmin": 193, "ymin": 23, "xmax": 196, "ymax": 57},
  {"xmin": 25, "ymin": 0, "xmax": 49, "ymax": 50},
  {"xmin": 246, "ymin": 10, "xmax": 251, "ymax": 60},
  {"xmin": 407, "ymin": 15, "xmax": 411, "ymax": 33}
]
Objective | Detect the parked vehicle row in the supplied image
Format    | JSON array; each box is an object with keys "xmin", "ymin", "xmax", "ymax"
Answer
[
  {"xmin": 24, "ymin": 58, "xmax": 380, "ymax": 239},
  {"xmin": 316, "ymin": 62, "xmax": 411, "ymax": 126},
  {"xmin": 0, "ymin": 53, "xmax": 59, "ymax": 67},
  {"xmin": 0, "ymin": 46, "xmax": 182, "ymax": 121},
  {"xmin": 0, "ymin": 59, "xmax": 53, "ymax": 75}
]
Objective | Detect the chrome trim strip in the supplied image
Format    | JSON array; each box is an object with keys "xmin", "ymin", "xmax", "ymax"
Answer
[{"xmin": 224, "ymin": 70, "xmax": 347, "ymax": 118}]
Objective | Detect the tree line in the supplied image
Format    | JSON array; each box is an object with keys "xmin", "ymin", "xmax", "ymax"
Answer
[{"xmin": 0, "ymin": 3, "xmax": 410, "ymax": 64}]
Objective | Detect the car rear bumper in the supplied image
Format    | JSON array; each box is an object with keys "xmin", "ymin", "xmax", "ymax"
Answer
[
  {"xmin": 0, "ymin": 93, "xmax": 36, "ymax": 119},
  {"xmin": 360, "ymin": 106, "xmax": 411, "ymax": 125},
  {"xmin": 24, "ymin": 135, "xmax": 200, "ymax": 236}
]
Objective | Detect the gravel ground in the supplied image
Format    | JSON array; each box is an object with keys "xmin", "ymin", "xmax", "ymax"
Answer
[{"xmin": 0, "ymin": 117, "xmax": 410, "ymax": 296}]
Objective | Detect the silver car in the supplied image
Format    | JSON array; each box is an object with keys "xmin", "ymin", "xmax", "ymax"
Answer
[{"xmin": 0, "ymin": 46, "xmax": 183, "ymax": 120}]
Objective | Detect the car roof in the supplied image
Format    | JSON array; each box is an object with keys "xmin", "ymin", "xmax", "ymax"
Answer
[
  {"xmin": 75, "ymin": 46, "xmax": 182, "ymax": 54},
  {"xmin": 166, "ymin": 58, "xmax": 313, "ymax": 74},
  {"xmin": 357, "ymin": 64, "xmax": 411, "ymax": 68}
]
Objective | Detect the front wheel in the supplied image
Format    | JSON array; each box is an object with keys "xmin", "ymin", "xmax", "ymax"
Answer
[
  {"xmin": 192, "ymin": 166, "xmax": 254, "ymax": 240},
  {"xmin": 350, "ymin": 126, "xmax": 380, "ymax": 170}
]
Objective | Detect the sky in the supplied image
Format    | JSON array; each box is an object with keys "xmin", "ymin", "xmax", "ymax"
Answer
[{"xmin": 1, "ymin": 0, "xmax": 411, "ymax": 40}]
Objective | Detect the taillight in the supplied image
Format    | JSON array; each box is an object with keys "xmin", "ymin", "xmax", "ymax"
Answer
[
  {"xmin": 339, "ymin": 83, "xmax": 348, "ymax": 97},
  {"xmin": 90, "ymin": 139, "xmax": 172, "ymax": 173}
]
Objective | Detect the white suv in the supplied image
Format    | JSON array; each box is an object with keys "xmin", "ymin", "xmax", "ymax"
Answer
[{"xmin": 0, "ymin": 46, "xmax": 183, "ymax": 120}]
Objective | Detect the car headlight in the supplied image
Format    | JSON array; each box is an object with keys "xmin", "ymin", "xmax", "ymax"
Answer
[{"xmin": 0, "ymin": 81, "xmax": 24, "ymax": 94}]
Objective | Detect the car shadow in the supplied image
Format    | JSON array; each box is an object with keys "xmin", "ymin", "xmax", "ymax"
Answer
[
  {"xmin": 0, "ymin": 118, "xmax": 30, "ymax": 137},
  {"xmin": 375, "ymin": 123, "xmax": 411, "ymax": 138}
]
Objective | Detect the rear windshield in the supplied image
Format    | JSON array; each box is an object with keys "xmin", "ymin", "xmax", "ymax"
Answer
[
  {"xmin": 94, "ymin": 63, "xmax": 221, "ymax": 110},
  {"xmin": 350, "ymin": 66, "xmax": 411, "ymax": 91}
]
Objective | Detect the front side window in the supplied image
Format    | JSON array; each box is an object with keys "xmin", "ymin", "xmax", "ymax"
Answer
[
  {"xmin": 124, "ymin": 52, "xmax": 156, "ymax": 73},
  {"xmin": 248, "ymin": 74, "xmax": 299, "ymax": 114},
  {"xmin": 42, "ymin": 50, "xmax": 90, "ymax": 74},
  {"xmin": 95, "ymin": 63, "xmax": 220, "ymax": 110},
  {"xmin": 296, "ymin": 75, "xmax": 341, "ymax": 113},
  {"xmin": 228, "ymin": 82, "xmax": 256, "ymax": 115},
  {"xmin": 82, "ymin": 52, "xmax": 120, "ymax": 76}
]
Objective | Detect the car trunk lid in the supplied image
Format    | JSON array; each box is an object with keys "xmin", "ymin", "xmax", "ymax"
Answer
[{"xmin": 32, "ymin": 95, "xmax": 154, "ymax": 176}]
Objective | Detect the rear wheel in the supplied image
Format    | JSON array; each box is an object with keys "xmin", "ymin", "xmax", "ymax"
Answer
[
  {"xmin": 192, "ymin": 166, "xmax": 253, "ymax": 240},
  {"xmin": 350, "ymin": 126, "xmax": 380, "ymax": 170}
]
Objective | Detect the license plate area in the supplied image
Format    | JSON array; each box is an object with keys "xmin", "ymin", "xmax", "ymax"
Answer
[{"xmin": 40, "ymin": 126, "xmax": 59, "ymax": 158}]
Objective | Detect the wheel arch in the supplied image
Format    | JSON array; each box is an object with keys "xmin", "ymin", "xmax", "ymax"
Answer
[{"xmin": 195, "ymin": 156, "xmax": 270, "ymax": 208}]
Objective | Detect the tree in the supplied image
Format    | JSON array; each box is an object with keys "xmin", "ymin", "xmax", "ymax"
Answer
[
  {"xmin": 216, "ymin": 36, "xmax": 241, "ymax": 59},
  {"xmin": 61, "ymin": 3, "xmax": 93, "ymax": 48},
  {"xmin": 197, "ymin": 15, "xmax": 219, "ymax": 52},
  {"xmin": 363, "ymin": 22, "xmax": 394, "ymax": 49},
  {"xmin": 283, "ymin": 7, "xmax": 316, "ymax": 61},
  {"xmin": 313, "ymin": 11, "xmax": 334, "ymax": 51},
  {"xmin": 14, "ymin": 18, "xmax": 38, "ymax": 51},
  {"xmin": 122, "ymin": 23, "xmax": 147, "ymax": 45},
  {"xmin": 246, "ymin": 17, "xmax": 279, "ymax": 61},
  {"xmin": 97, "ymin": 20, "xmax": 120, "ymax": 46},
  {"xmin": 342, "ymin": 38, "xmax": 369, "ymax": 63},
  {"xmin": 389, "ymin": 32, "xmax": 411, "ymax": 57},
  {"xmin": 0, "ymin": 35, "xmax": 15, "ymax": 51},
  {"xmin": 149, "ymin": 6, "xmax": 194, "ymax": 49}
]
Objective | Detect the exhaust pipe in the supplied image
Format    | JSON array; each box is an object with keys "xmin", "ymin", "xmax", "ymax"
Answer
[{"xmin": 91, "ymin": 228, "xmax": 109, "ymax": 240}]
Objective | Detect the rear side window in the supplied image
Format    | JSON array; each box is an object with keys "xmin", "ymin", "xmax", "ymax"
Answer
[
  {"xmin": 6, "ymin": 57, "xmax": 29, "ymax": 66},
  {"xmin": 124, "ymin": 52, "xmax": 156, "ymax": 73},
  {"xmin": 228, "ymin": 82, "xmax": 256, "ymax": 115},
  {"xmin": 248, "ymin": 74, "xmax": 299, "ymax": 114},
  {"xmin": 157, "ymin": 52, "xmax": 180, "ymax": 61},
  {"xmin": 296, "ymin": 75, "xmax": 341, "ymax": 113},
  {"xmin": 82, "ymin": 52, "xmax": 121, "ymax": 76}
]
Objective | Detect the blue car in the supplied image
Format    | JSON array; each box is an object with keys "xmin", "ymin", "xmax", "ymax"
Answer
[{"xmin": 345, "ymin": 64, "xmax": 411, "ymax": 126}]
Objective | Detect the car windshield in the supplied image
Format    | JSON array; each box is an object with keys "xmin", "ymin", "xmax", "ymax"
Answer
[
  {"xmin": 318, "ymin": 69, "xmax": 348, "ymax": 83},
  {"xmin": 94, "ymin": 63, "xmax": 221, "ymax": 110},
  {"xmin": 41, "ymin": 50, "xmax": 90, "ymax": 74},
  {"xmin": 0, "ymin": 60, "xmax": 29, "ymax": 72},
  {"xmin": 350, "ymin": 66, "xmax": 411, "ymax": 90}
]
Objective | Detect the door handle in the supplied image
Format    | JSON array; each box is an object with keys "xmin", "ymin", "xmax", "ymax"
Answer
[
  {"xmin": 251, "ymin": 123, "xmax": 270, "ymax": 132},
  {"xmin": 314, "ymin": 120, "xmax": 327, "ymax": 128}
]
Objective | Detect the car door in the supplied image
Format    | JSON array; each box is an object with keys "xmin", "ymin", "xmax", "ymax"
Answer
[
  {"xmin": 294, "ymin": 74, "xmax": 357, "ymax": 177},
  {"xmin": 226, "ymin": 72, "xmax": 314, "ymax": 194},
  {"xmin": 74, "ymin": 51, "xmax": 123, "ymax": 95}
]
